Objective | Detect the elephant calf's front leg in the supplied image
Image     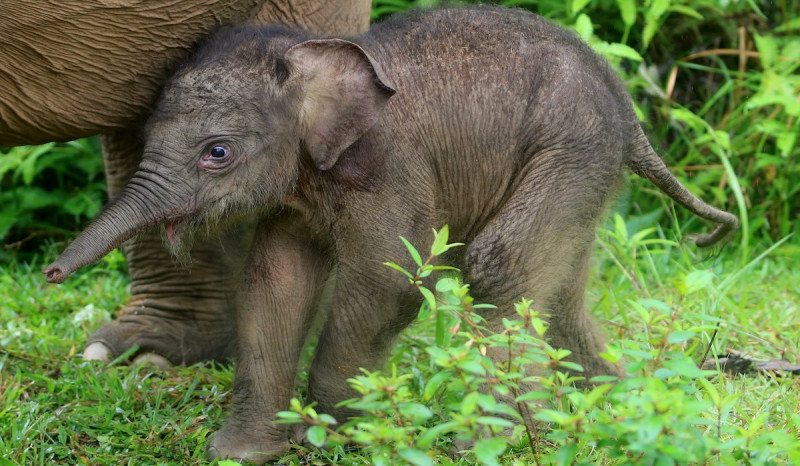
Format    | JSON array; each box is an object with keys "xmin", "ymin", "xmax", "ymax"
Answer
[
  {"xmin": 208, "ymin": 218, "xmax": 330, "ymax": 463},
  {"xmin": 307, "ymin": 258, "xmax": 424, "ymax": 422}
]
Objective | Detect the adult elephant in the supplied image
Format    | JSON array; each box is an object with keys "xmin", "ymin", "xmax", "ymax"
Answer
[{"xmin": 0, "ymin": 0, "xmax": 371, "ymax": 366}]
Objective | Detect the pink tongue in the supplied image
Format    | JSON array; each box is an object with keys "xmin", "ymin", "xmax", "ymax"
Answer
[{"xmin": 165, "ymin": 221, "xmax": 180, "ymax": 245}]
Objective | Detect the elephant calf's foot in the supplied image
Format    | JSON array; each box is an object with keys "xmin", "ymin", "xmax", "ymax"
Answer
[
  {"xmin": 83, "ymin": 299, "xmax": 236, "ymax": 366},
  {"xmin": 207, "ymin": 423, "xmax": 290, "ymax": 464}
]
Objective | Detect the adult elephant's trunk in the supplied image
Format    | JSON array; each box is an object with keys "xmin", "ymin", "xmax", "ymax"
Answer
[{"xmin": 44, "ymin": 171, "xmax": 184, "ymax": 284}]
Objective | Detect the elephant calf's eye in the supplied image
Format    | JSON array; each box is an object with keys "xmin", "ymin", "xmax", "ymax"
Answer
[
  {"xmin": 210, "ymin": 146, "xmax": 228, "ymax": 159},
  {"xmin": 199, "ymin": 143, "xmax": 233, "ymax": 170}
]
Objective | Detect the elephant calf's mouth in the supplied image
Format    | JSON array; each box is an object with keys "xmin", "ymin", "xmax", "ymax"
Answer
[
  {"xmin": 165, "ymin": 220, "xmax": 183, "ymax": 246},
  {"xmin": 162, "ymin": 216, "xmax": 202, "ymax": 266}
]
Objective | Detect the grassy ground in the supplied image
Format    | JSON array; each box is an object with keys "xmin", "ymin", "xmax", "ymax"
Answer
[{"xmin": 1, "ymin": 216, "xmax": 798, "ymax": 464}]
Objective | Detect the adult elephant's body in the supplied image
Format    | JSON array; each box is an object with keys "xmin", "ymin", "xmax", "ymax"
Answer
[
  {"xmin": 1, "ymin": 0, "xmax": 371, "ymax": 365},
  {"xmin": 0, "ymin": 1, "xmax": 370, "ymax": 144}
]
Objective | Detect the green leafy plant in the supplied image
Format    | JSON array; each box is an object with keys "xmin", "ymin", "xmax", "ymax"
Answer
[
  {"xmin": 278, "ymin": 227, "xmax": 567, "ymax": 464},
  {"xmin": 275, "ymin": 226, "xmax": 800, "ymax": 464}
]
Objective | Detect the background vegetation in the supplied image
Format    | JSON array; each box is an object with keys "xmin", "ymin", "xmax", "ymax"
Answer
[{"xmin": 1, "ymin": 0, "xmax": 798, "ymax": 464}]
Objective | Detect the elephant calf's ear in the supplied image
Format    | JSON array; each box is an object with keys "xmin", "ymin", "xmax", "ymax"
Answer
[{"xmin": 285, "ymin": 39, "xmax": 395, "ymax": 171}]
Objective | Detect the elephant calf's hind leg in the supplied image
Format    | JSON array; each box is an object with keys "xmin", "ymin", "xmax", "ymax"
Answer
[{"xmin": 463, "ymin": 155, "xmax": 624, "ymax": 388}]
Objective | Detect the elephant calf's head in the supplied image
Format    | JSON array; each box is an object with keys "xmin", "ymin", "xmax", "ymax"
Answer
[{"xmin": 44, "ymin": 25, "xmax": 394, "ymax": 282}]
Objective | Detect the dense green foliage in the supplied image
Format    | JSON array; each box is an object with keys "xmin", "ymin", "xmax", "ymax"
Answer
[
  {"xmin": 0, "ymin": 140, "xmax": 106, "ymax": 263},
  {"xmin": 1, "ymin": 0, "xmax": 798, "ymax": 464}
]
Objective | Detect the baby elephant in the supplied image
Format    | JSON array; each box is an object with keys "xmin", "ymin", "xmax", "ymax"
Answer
[{"xmin": 44, "ymin": 5, "xmax": 738, "ymax": 462}]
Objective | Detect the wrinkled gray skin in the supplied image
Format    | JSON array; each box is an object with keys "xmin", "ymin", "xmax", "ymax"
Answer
[{"xmin": 44, "ymin": 6, "xmax": 739, "ymax": 462}]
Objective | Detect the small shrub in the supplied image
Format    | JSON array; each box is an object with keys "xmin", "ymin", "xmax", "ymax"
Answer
[{"xmin": 278, "ymin": 227, "xmax": 800, "ymax": 464}]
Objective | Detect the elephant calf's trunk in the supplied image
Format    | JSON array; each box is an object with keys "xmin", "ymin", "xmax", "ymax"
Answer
[
  {"xmin": 44, "ymin": 234, "xmax": 122, "ymax": 284},
  {"xmin": 43, "ymin": 189, "xmax": 169, "ymax": 283},
  {"xmin": 44, "ymin": 267, "xmax": 71, "ymax": 284},
  {"xmin": 43, "ymin": 223, "xmax": 137, "ymax": 284}
]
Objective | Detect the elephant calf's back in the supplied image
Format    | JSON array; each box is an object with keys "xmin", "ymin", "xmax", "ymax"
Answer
[{"xmin": 365, "ymin": 7, "xmax": 633, "ymax": 237}]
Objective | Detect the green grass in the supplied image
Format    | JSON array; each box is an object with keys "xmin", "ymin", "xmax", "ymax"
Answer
[
  {"xmin": 1, "ymin": 224, "xmax": 798, "ymax": 464},
  {"xmin": 0, "ymin": 251, "xmax": 226, "ymax": 465}
]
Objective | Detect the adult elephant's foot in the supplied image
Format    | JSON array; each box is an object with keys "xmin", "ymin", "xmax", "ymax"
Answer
[
  {"xmin": 83, "ymin": 298, "xmax": 236, "ymax": 367},
  {"xmin": 81, "ymin": 221, "xmax": 251, "ymax": 366},
  {"xmin": 206, "ymin": 422, "xmax": 289, "ymax": 464}
]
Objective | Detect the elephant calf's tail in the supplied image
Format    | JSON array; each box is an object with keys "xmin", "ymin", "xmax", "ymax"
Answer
[{"xmin": 626, "ymin": 128, "xmax": 739, "ymax": 248}]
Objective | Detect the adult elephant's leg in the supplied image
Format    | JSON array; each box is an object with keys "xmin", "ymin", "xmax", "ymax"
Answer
[{"xmin": 83, "ymin": 129, "xmax": 251, "ymax": 366}]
